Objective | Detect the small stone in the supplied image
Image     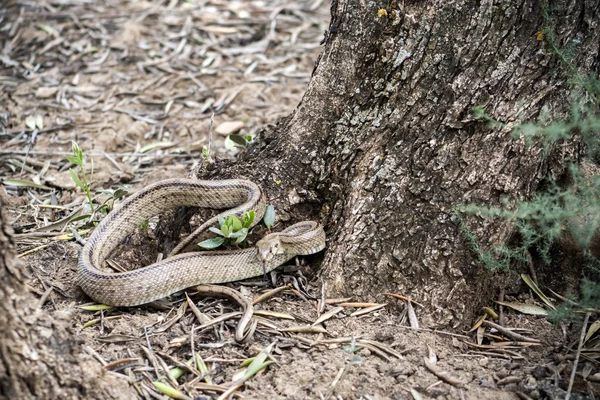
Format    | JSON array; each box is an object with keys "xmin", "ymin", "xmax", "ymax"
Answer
[
  {"xmin": 36, "ymin": 87, "xmax": 58, "ymax": 98},
  {"xmin": 495, "ymin": 368, "xmax": 509, "ymax": 379},
  {"xmin": 524, "ymin": 375, "xmax": 537, "ymax": 390},
  {"xmin": 45, "ymin": 170, "xmax": 77, "ymax": 190},
  {"xmin": 215, "ymin": 121, "xmax": 244, "ymax": 135}
]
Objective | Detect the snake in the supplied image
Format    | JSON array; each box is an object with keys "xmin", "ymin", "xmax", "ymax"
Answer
[{"xmin": 77, "ymin": 178, "xmax": 326, "ymax": 339}]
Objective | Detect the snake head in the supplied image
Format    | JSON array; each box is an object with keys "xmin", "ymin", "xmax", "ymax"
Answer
[{"xmin": 256, "ymin": 236, "xmax": 282, "ymax": 263}]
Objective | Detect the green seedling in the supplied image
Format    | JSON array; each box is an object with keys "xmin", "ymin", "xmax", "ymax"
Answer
[
  {"xmin": 225, "ymin": 134, "xmax": 253, "ymax": 151},
  {"xmin": 95, "ymin": 186, "xmax": 130, "ymax": 216},
  {"xmin": 198, "ymin": 210, "xmax": 255, "ymax": 249},
  {"xmin": 66, "ymin": 141, "xmax": 94, "ymax": 214}
]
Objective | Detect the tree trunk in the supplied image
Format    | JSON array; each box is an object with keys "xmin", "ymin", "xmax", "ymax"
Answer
[
  {"xmin": 193, "ymin": 0, "xmax": 600, "ymax": 327},
  {"xmin": 0, "ymin": 195, "xmax": 135, "ymax": 399}
]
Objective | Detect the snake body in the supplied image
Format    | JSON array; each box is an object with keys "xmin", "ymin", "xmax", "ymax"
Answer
[{"xmin": 78, "ymin": 179, "xmax": 326, "ymax": 307}]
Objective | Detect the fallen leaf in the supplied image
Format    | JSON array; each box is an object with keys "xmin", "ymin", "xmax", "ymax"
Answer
[
  {"xmin": 495, "ymin": 301, "xmax": 548, "ymax": 316},
  {"xmin": 215, "ymin": 121, "xmax": 244, "ymax": 135}
]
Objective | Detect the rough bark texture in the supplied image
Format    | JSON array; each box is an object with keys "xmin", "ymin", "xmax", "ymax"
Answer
[
  {"xmin": 191, "ymin": 0, "xmax": 600, "ymax": 328},
  {"xmin": 0, "ymin": 196, "xmax": 135, "ymax": 399}
]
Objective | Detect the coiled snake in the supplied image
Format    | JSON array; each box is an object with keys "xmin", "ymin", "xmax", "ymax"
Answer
[{"xmin": 78, "ymin": 178, "xmax": 326, "ymax": 340}]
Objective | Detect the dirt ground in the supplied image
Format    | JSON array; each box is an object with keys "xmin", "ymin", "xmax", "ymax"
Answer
[{"xmin": 1, "ymin": 1, "xmax": 598, "ymax": 399}]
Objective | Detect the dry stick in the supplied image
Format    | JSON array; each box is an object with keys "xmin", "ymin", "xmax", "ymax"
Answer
[
  {"xmin": 325, "ymin": 366, "xmax": 346, "ymax": 400},
  {"xmin": 423, "ymin": 357, "xmax": 464, "ymax": 387},
  {"xmin": 144, "ymin": 327, "xmax": 161, "ymax": 379},
  {"xmin": 159, "ymin": 352, "xmax": 200, "ymax": 378},
  {"xmin": 190, "ymin": 323, "xmax": 197, "ymax": 379},
  {"xmin": 566, "ymin": 312, "xmax": 591, "ymax": 400},
  {"xmin": 252, "ymin": 285, "xmax": 289, "ymax": 305},
  {"xmin": 525, "ymin": 250, "xmax": 539, "ymax": 285},
  {"xmin": 217, "ymin": 382, "xmax": 243, "ymax": 400},
  {"xmin": 394, "ymin": 324, "xmax": 471, "ymax": 340},
  {"xmin": 70, "ymin": 226, "xmax": 87, "ymax": 246},
  {"xmin": 19, "ymin": 129, "xmax": 38, "ymax": 179},
  {"xmin": 406, "ymin": 299, "xmax": 419, "ymax": 329},
  {"xmin": 38, "ymin": 286, "xmax": 53, "ymax": 309},
  {"xmin": 155, "ymin": 353, "xmax": 179, "ymax": 387},
  {"xmin": 207, "ymin": 113, "xmax": 214, "ymax": 162},
  {"xmin": 85, "ymin": 346, "xmax": 108, "ymax": 366},
  {"xmin": 319, "ymin": 281, "xmax": 327, "ymax": 314},
  {"xmin": 481, "ymin": 320, "xmax": 541, "ymax": 343},
  {"xmin": 498, "ymin": 289, "xmax": 506, "ymax": 326}
]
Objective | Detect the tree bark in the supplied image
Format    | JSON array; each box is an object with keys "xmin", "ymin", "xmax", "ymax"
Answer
[
  {"xmin": 0, "ymin": 195, "xmax": 135, "ymax": 399},
  {"xmin": 193, "ymin": 0, "xmax": 600, "ymax": 327}
]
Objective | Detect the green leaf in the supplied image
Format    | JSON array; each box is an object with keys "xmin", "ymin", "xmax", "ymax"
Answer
[
  {"xmin": 495, "ymin": 301, "xmax": 548, "ymax": 316},
  {"xmin": 198, "ymin": 237, "xmax": 225, "ymax": 249},
  {"xmin": 1, "ymin": 179, "xmax": 51, "ymax": 190},
  {"xmin": 264, "ymin": 205, "xmax": 275, "ymax": 228},
  {"xmin": 221, "ymin": 224, "xmax": 230, "ymax": 237},
  {"xmin": 232, "ymin": 342, "xmax": 275, "ymax": 385},
  {"xmin": 69, "ymin": 168, "xmax": 84, "ymax": 189},
  {"xmin": 71, "ymin": 141, "xmax": 82, "ymax": 159},
  {"xmin": 152, "ymin": 382, "xmax": 189, "ymax": 400},
  {"xmin": 90, "ymin": 157, "xmax": 94, "ymax": 181},
  {"xmin": 228, "ymin": 229, "xmax": 246, "ymax": 238},
  {"xmin": 585, "ymin": 320, "xmax": 600, "ymax": 344},
  {"xmin": 65, "ymin": 155, "xmax": 82, "ymax": 166},
  {"xmin": 242, "ymin": 210, "xmax": 255, "ymax": 228},
  {"xmin": 208, "ymin": 227, "xmax": 225, "ymax": 236},
  {"xmin": 82, "ymin": 315, "xmax": 120, "ymax": 329},
  {"xmin": 231, "ymin": 216, "xmax": 243, "ymax": 231},
  {"xmin": 139, "ymin": 141, "xmax": 174, "ymax": 153},
  {"xmin": 69, "ymin": 214, "xmax": 93, "ymax": 223},
  {"xmin": 112, "ymin": 188, "xmax": 129, "ymax": 199},
  {"xmin": 168, "ymin": 366, "xmax": 187, "ymax": 381},
  {"xmin": 78, "ymin": 304, "xmax": 114, "ymax": 311},
  {"xmin": 230, "ymin": 228, "xmax": 248, "ymax": 243},
  {"xmin": 217, "ymin": 215, "xmax": 226, "ymax": 227},
  {"xmin": 520, "ymin": 274, "xmax": 556, "ymax": 310},
  {"xmin": 228, "ymin": 134, "xmax": 249, "ymax": 147}
]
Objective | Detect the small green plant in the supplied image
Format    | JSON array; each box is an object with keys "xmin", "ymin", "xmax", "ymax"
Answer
[
  {"xmin": 199, "ymin": 211, "xmax": 255, "ymax": 249},
  {"xmin": 95, "ymin": 186, "xmax": 130, "ymax": 215},
  {"xmin": 225, "ymin": 134, "xmax": 253, "ymax": 151},
  {"xmin": 66, "ymin": 141, "xmax": 94, "ymax": 213},
  {"xmin": 201, "ymin": 145, "xmax": 212, "ymax": 163}
]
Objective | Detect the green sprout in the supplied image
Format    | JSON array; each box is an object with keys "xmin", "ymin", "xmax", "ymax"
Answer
[
  {"xmin": 66, "ymin": 141, "xmax": 94, "ymax": 213},
  {"xmin": 198, "ymin": 210, "xmax": 255, "ymax": 249}
]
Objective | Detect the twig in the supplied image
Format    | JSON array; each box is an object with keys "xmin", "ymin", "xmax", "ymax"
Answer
[
  {"xmin": 481, "ymin": 320, "xmax": 541, "ymax": 343},
  {"xmin": 70, "ymin": 226, "xmax": 87, "ymax": 246},
  {"xmin": 143, "ymin": 327, "xmax": 161, "ymax": 379},
  {"xmin": 324, "ymin": 366, "xmax": 346, "ymax": 400},
  {"xmin": 423, "ymin": 357, "xmax": 464, "ymax": 387},
  {"xmin": 566, "ymin": 312, "xmax": 590, "ymax": 400},
  {"xmin": 207, "ymin": 113, "xmax": 214, "ymax": 162}
]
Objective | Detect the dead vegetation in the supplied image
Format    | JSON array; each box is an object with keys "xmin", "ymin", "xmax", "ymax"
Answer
[{"xmin": 1, "ymin": 1, "xmax": 600, "ymax": 399}]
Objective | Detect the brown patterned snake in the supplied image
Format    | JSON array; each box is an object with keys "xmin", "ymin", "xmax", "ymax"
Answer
[{"xmin": 78, "ymin": 178, "xmax": 326, "ymax": 340}]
